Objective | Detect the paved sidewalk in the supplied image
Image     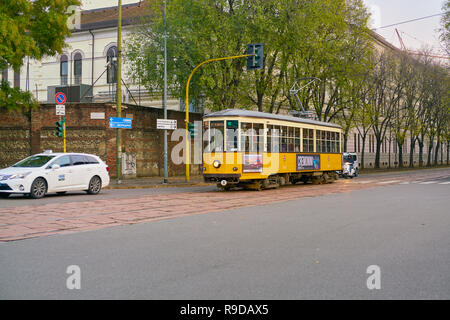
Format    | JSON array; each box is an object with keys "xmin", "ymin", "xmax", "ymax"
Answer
[{"xmin": 106, "ymin": 175, "xmax": 207, "ymax": 189}]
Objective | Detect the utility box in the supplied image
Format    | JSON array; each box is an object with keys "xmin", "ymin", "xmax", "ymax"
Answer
[{"xmin": 47, "ymin": 85, "xmax": 93, "ymax": 103}]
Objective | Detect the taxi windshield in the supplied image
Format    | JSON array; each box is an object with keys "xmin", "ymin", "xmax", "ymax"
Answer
[{"xmin": 12, "ymin": 155, "xmax": 56, "ymax": 168}]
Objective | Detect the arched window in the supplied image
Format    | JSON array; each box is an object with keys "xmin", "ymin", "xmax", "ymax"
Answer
[
  {"xmin": 73, "ymin": 52, "xmax": 82, "ymax": 85},
  {"xmin": 106, "ymin": 46, "xmax": 118, "ymax": 84},
  {"xmin": 60, "ymin": 55, "xmax": 68, "ymax": 85}
]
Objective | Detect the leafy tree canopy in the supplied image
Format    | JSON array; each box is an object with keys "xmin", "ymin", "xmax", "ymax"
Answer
[
  {"xmin": 126, "ymin": 0, "xmax": 373, "ymax": 115},
  {"xmin": 0, "ymin": 0, "xmax": 80, "ymax": 110}
]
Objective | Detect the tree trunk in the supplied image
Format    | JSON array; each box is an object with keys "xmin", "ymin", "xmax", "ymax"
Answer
[
  {"xmin": 447, "ymin": 140, "xmax": 449, "ymax": 165},
  {"xmin": 388, "ymin": 132, "xmax": 392, "ymax": 169},
  {"xmin": 343, "ymin": 134, "xmax": 348, "ymax": 153},
  {"xmin": 409, "ymin": 137, "xmax": 415, "ymax": 167},
  {"xmin": 398, "ymin": 142, "xmax": 403, "ymax": 168},
  {"xmin": 426, "ymin": 138, "xmax": 433, "ymax": 166},
  {"xmin": 375, "ymin": 136, "xmax": 382, "ymax": 168},
  {"xmin": 418, "ymin": 140, "xmax": 424, "ymax": 167},
  {"xmin": 361, "ymin": 138, "xmax": 366, "ymax": 170},
  {"xmin": 434, "ymin": 138, "xmax": 441, "ymax": 166}
]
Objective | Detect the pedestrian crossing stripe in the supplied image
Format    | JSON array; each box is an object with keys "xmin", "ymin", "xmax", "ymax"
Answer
[{"xmin": 419, "ymin": 181, "xmax": 439, "ymax": 184}]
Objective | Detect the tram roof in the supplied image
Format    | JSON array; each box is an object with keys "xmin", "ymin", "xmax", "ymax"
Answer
[{"xmin": 203, "ymin": 109, "xmax": 342, "ymax": 129}]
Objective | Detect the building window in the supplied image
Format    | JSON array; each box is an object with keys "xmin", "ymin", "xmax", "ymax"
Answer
[
  {"xmin": 106, "ymin": 46, "xmax": 118, "ymax": 84},
  {"xmin": 60, "ymin": 55, "xmax": 68, "ymax": 85},
  {"xmin": 2, "ymin": 68, "xmax": 8, "ymax": 83},
  {"xmin": 73, "ymin": 52, "xmax": 82, "ymax": 85},
  {"xmin": 14, "ymin": 69, "xmax": 20, "ymax": 88}
]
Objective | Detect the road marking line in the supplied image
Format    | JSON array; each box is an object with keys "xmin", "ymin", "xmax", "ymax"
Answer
[
  {"xmin": 438, "ymin": 181, "xmax": 450, "ymax": 185},
  {"xmin": 399, "ymin": 182, "xmax": 410, "ymax": 184},
  {"xmin": 419, "ymin": 181, "xmax": 438, "ymax": 184},
  {"xmin": 357, "ymin": 180, "xmax": 375, "ymax": 184},
  {"xmin": 377, "ymin": 180, "xmax": 401, "ymax": 184}
]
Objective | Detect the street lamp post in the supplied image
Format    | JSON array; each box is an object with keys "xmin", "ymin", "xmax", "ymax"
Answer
[
  {"xmin": 163, "ymin": 0, "xmax": 168, "ymax": 184},
  {"xmin": 116, "ymin": 0, "xmax": 123, "ymax": 184},
  {"xmin": 184, "ymin": 53, "xmax": 254, "ymax": 181}
]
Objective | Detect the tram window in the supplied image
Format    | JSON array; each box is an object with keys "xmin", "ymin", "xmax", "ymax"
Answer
[
  {"xmin": 210, "ymin": 121, "xmax": 224, "ymax": 152},
  {"xmin": 316, "ymin": 130, "xmax": 322, "ymax": 152},
  {"xmin": 337, "ymin": 132, "xmax": 341, "ymax": 153},
  {"xmin": 330, "ymin": 132, "xmax": 335, "ymax": 153},
  {"xmin": 281, "ymin": 126, "xmax": 287, "ymax": 152},
  {"xmin": 253, "ymin": 123, "xmax": 264, "ymax": 153},
  {"xmin": 226, "ymin": 120, "xmax": 239, "ymax": 152},
  {"xmin": 270, "ymin": 125, "xmax": 280, "ymax": 153},
  {"xmin": 294, "ymin": 127, "xmax": 301, "ymax": 152},
  {"xmin": 287, "ymin": 127, "xmax": 294, "ymax": 152},
  {"xmin": 267, "ymin": 125, "xmax": 273, "ymax": 153},
  {"xmin": 241, "ymin": 122, "xmax": 256, "ymax": 152},
  {"xmin": 303, "ymin": 128, "xmax": 314, "ymax": 153}
]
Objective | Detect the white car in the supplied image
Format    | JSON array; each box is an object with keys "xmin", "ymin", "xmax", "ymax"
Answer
[{"xmin": 0, "ymin": 152, "xmax": 110, "ymax": 199}]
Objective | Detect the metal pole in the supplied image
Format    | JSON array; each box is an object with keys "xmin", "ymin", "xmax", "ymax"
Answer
[
  {"xmin": 116, "ymin": 0, "xmax": 123, "ymax": 184},
  {"xmin": 163, "ymin": 0, "xmax": 168, "ymax": 183},
  {"xmin": 63, "ymin": 116, "xmax": 66, "ymax": 153},
  {"xmin": 184, "ymin": 53, "xmax": 254, "ymax": 182}
]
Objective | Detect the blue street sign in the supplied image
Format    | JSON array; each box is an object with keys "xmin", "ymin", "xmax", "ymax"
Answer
[{"xmin": 109, "ymin": 117, "xmax": 132, "ymax": 129}]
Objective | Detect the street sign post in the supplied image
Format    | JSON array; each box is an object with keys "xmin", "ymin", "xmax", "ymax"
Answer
[
  {"xmin": 157, "ymin": 119, "xmax": 177, "ymax": 130},
  {"xmin": 109, "ymin": 117, "xmax": 132, "ymax": 129},
  {"xmin": 55, "ymin": 92, "xmax": 67, "ymax": 153}
]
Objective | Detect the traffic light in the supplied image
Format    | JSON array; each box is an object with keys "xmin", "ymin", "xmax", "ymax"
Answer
[
  {"xmin": 246, "ymin": 43, "xmax": 264, "ymax": 70},
  {"xmin": 188, "ymin": 122, "xmax": 198, "ymax": 138},
  {"xmin": 56, "ymin": 119, "xmax": 64, "ymax": 137}
]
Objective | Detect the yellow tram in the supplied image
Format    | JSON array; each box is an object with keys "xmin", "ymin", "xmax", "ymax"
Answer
[{"xmin": 202, "ymin": 109, "xmax": 343, "ymax": 190}]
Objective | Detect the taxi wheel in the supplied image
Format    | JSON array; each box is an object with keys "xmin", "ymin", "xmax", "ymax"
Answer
[
  {"xmin": 30, "ymin": 178, "xmax": 47, "ymax": 199},
  {"xmin": 87, "ymin": 176, "xmax": 102, "ymax": 195}
]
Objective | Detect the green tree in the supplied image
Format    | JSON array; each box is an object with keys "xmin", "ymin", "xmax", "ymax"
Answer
[
  {"xmin": 126, "ymin": 0, "xmax": 372, "ymax": 114},
  {"xmin": 0, "ymin": 0, "xmax": 79, "ymax": 110}
]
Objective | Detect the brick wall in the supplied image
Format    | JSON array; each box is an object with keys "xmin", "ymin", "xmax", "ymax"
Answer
[{"xmin": 0, "ymin": 103, "xmax": 202, "ymax": 178}]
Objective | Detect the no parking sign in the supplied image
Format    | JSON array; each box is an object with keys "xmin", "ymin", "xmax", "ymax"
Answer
[{"xmin": 55, "ymin": 92, "xmax": 66, "ymax": 105}]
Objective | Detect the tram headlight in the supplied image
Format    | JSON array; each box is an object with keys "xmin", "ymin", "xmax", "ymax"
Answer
[{"xmin": 213, "ymin": 160, "xmax": 221, "ymax": 168}]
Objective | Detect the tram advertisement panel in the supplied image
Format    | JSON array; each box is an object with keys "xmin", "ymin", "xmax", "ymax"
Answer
[
  {"xmin": 243, "ymin": 154, "xmax": 263, "ymax": 173},
  {"xmin": 297, "ymin": 154, "xmax": 320, "ymax": 170}
]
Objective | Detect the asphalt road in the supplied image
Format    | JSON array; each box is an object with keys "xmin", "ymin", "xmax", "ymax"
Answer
[{"xmin": 1, "ymin": 172, "xmax": 449, "ymax": 299}]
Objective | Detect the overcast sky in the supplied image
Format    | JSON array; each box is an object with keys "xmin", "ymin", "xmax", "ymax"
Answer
[
  {"xmin": 364, "ymin": 0, "xmax": 447, "ymax": 55},
  {"xmin": 81, "ymin": 0, "xmax": 448, "ymax": 55}
]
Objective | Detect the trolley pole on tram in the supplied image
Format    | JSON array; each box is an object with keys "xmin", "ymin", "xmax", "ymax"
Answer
[{"xmin": 184, "ymin": 53, "xmax": 256, "ymax": 182}]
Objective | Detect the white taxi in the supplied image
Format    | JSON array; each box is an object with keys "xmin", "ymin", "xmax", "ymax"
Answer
[{"xmin": 0, "ymin": 152, "xmax": 110, "ymax": 199}]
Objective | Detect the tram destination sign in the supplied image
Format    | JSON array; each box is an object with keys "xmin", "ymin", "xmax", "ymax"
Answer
[{"xmin": 297, "ymin": 154, "xmax": 320, "ymax": 170}]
